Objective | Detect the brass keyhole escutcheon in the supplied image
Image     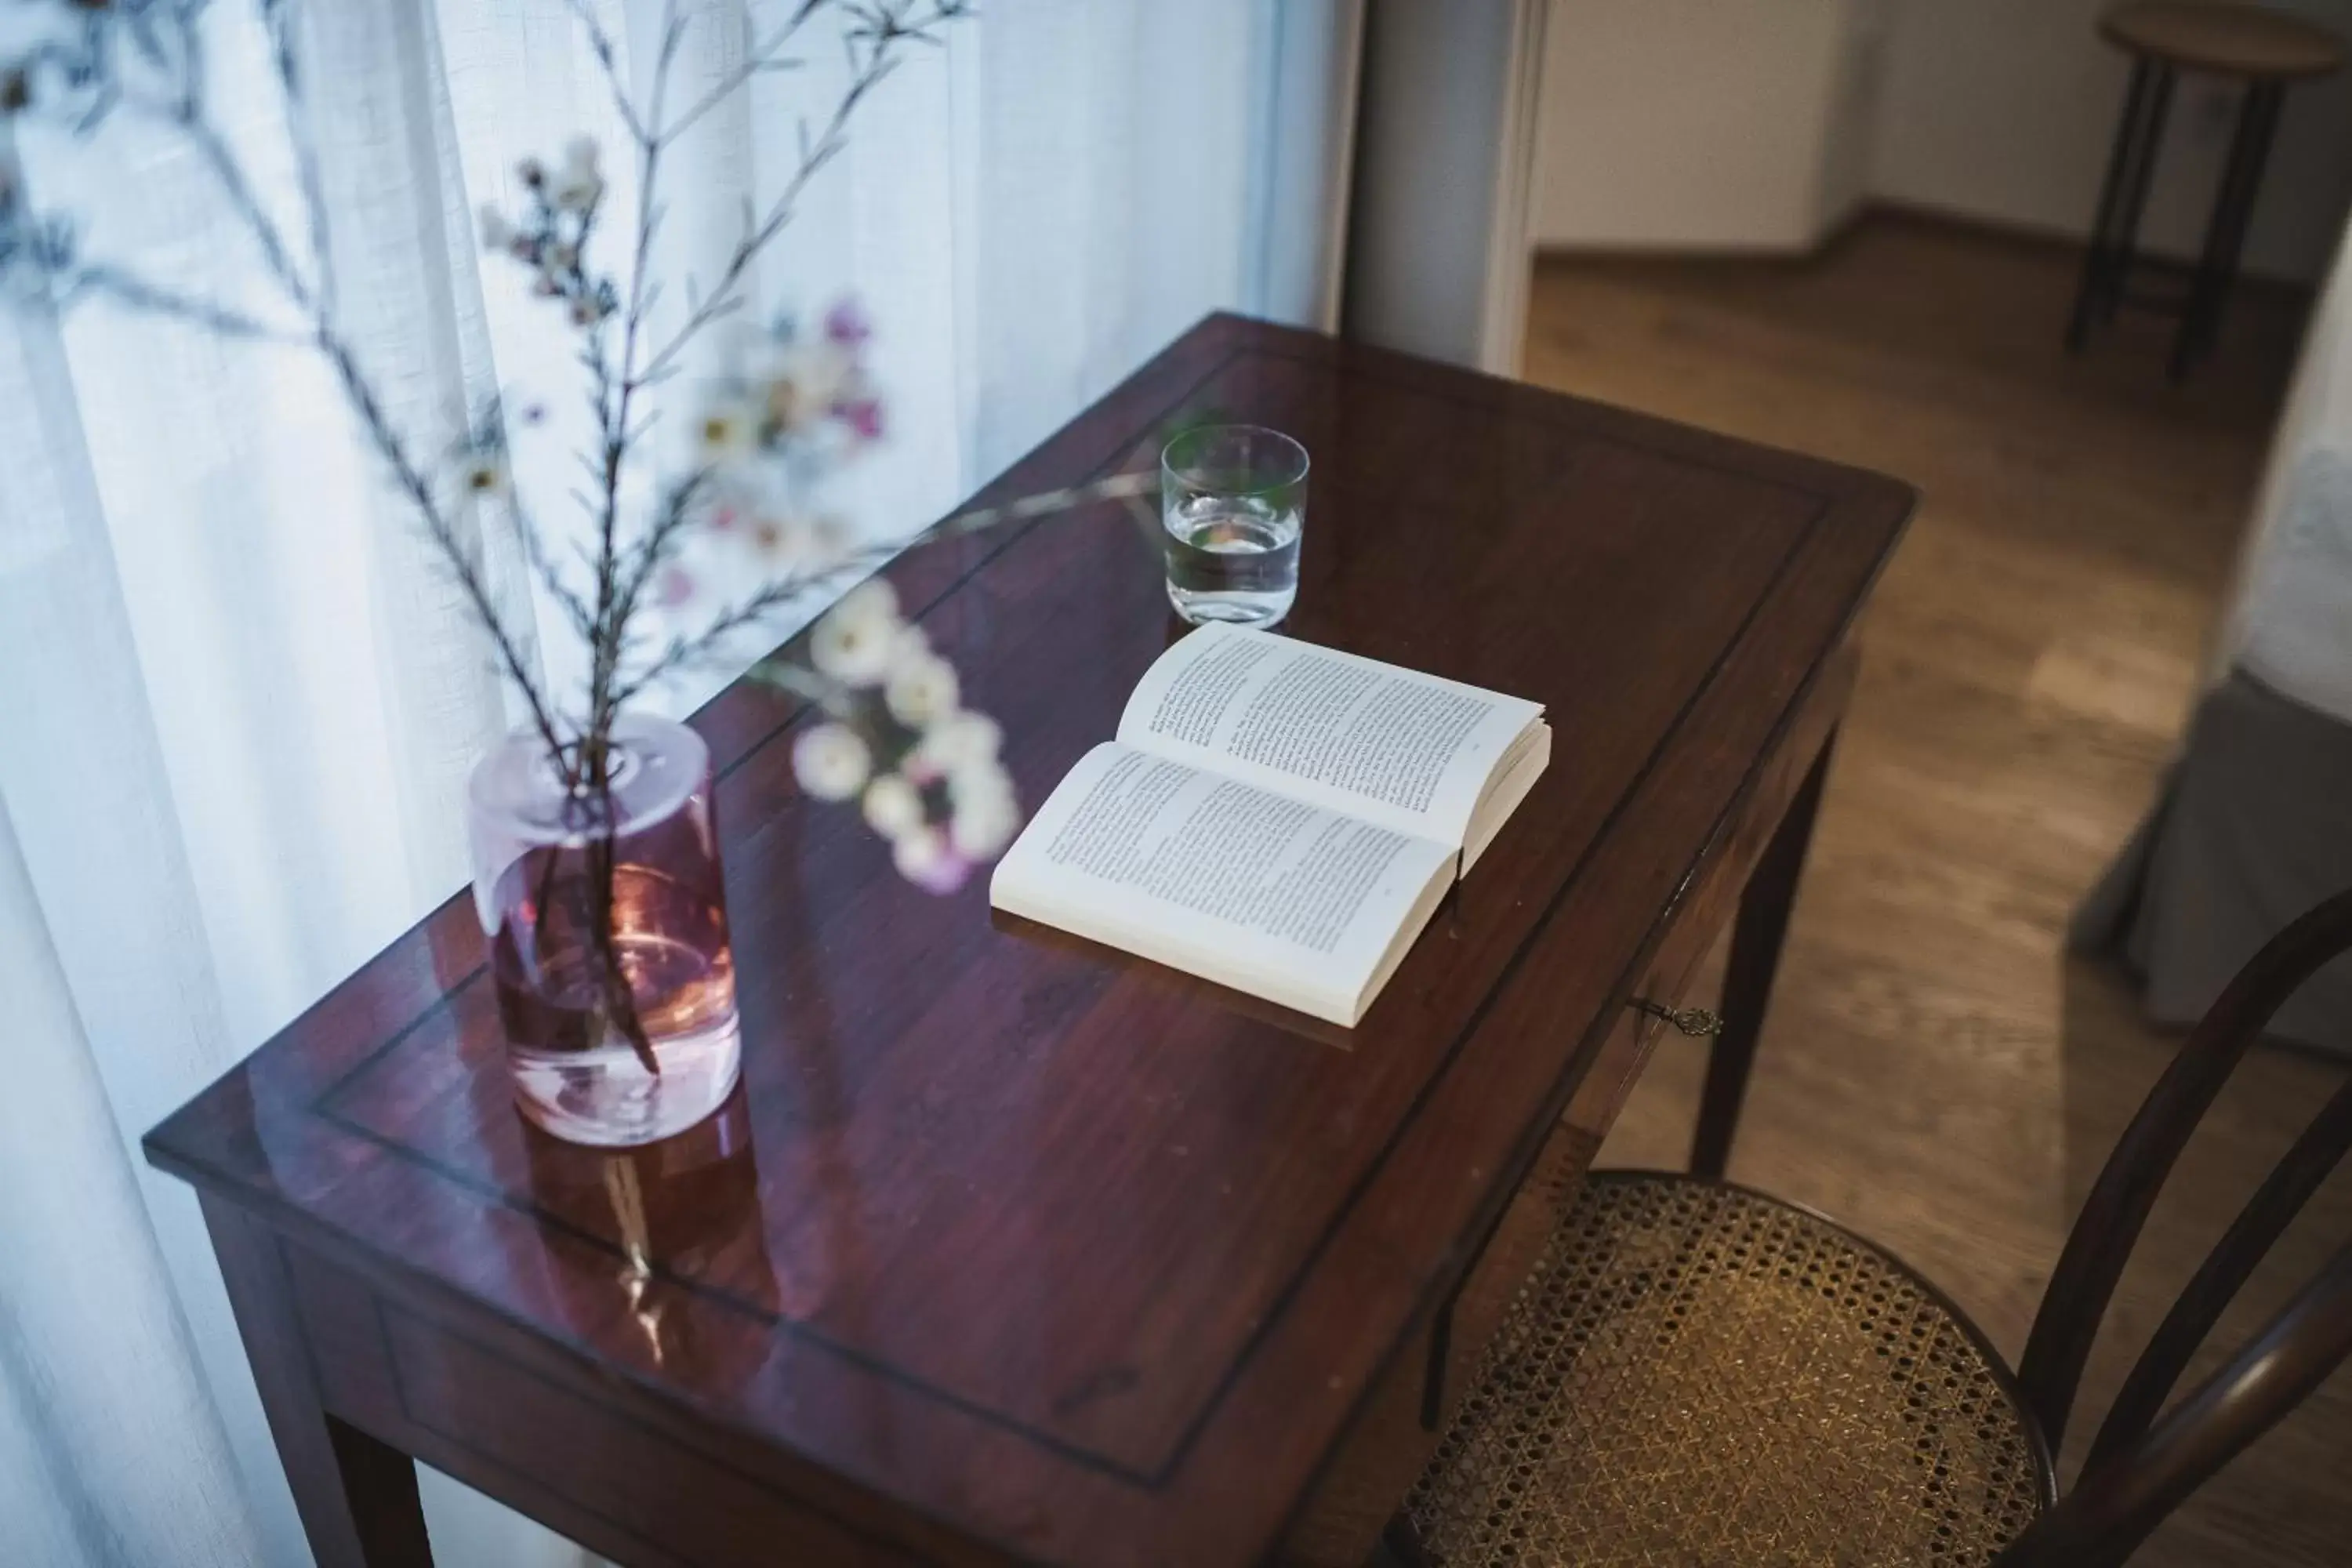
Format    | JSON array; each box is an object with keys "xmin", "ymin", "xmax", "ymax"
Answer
[{"xmin": 1629, "ymin": 998, "xmax": 1724, "ymax": 1037}]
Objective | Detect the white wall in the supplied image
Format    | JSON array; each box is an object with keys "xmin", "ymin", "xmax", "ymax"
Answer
[
  {"xmin": 1530, "ymin": 0, "xmax": 1871, "ymax": 252},
  {"xmin": 1534, "ymin": 0, "xmax": 2352, "ymax": 281},
  {"xmin": 1348, "ymin": 0, "xmax": 1549, "ymax": 372},
  {"xmin": 1820, "ymin": 0, "xmax": 1892, "ymax": 228},
  {"xmin": 1871, "ymin": 0, "xmax": 2352, "ymax": 282}
]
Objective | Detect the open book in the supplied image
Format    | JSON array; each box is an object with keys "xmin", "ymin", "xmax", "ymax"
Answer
[{"xmin": 989, "ymin": 625, "xmax": 1550, "ymax": 1026}]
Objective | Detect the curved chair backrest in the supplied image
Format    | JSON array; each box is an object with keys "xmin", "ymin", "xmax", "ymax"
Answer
[{"xmin": 1997, "ymin": 889, "xmax": 2352, "ymax": 1567}]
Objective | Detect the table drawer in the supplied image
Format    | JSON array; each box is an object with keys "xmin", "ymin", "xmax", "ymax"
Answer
[
  {"xmin": 1276, "ymin": 1008, "xmax": 1662, "ymax": 1566},
  {"xmin": 1276, "ymin": 649, "xmax": 1851, "ymax": 1566},
  {"xmin": 275, "ymin": 1236, "xmax": 988, "ymax": 1567}
]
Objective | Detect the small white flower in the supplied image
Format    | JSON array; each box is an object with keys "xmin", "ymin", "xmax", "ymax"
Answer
[
  {"xmin": 550, "ymin": 137, "xmax": 604, "ymax": 212},
  {"xmin": 860, "ymin": 772, "xmax": 927, "ymax": 840},
  {"xmin": 478, "ymin": 205, "xmax": 516, "ymax": 252},
  {"xmin": 810, "ymin": 580, "xmax": 902, "ymax": 686},
  {"xmin": 741, "ymin": 512, "xmax": 846, "ymax": 573},
  {"xmin": 791, "ymin": 722, "xmax": 869, "ymax": 801},
  {"xmin": 891, "ymin": 826, "xmax": 971, "ymax": 894},
  {"xmin": 877, "ymin": 626, "xmax": 935, "ymax": 699},
  {"xmin": 756, "ymin": 371, "xmax": 811, "ymax": 440},
  {"xmin": 911, "ymin": 710, "xmax": 1001, "ymax": 777},
  {"xmin": 837, "ymin": 577, "xmax": 898, "ymax": 622},
  {"xmin": 949, "ymin": 754, "xmax": 1014, "ymax": 804},
  {"xmin": 885, "ymin": 651, "xmax": 960, "ymax": 728},
  {"xmin": 795, "ymin": 514, "xmax": 853, "ymax": 569},
  {"xmin": 949, "ymin": 768, "xmax": 1021, "ymax": 859},
  {"xmin": 695, "ymin": 395, "xmax": 759, "ymax": 462},
  {"xmin": 745, "ymin": 513, "xmax": 796, "ymax": 564},
  {"xmin": 750, "ymin": 339, "xmax": 855, "ymax": 426},
  {"xmin": 458, "ymin": 452, "xmax": 510, "ymax": 500}
]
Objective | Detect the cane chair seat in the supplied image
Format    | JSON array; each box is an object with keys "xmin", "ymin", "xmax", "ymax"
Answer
[{"xmin": 1403, "ymin": 1174, "xmax": 2055, "ymax": 1566}]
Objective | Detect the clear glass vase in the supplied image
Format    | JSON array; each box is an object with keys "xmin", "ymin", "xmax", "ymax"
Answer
[{"xmin": 467, "ymin": 715, "xmax": 741, "ymax": 1146}]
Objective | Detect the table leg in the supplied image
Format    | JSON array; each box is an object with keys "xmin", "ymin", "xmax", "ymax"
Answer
[
  {"xmin": 1377, "ymin": 1517, "xmax": 1439, "ymax": 1567},
  {"xmin": 1689, "ymin": 731, "xmax": 1835, "ymax": 1181},
  {"xmin": 202, "ymin": 1196, "xmax": 435, "ymax": 1568}
]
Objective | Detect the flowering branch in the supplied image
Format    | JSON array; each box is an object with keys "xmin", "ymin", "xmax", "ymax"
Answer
[
  {"xmin": 660, "ymin": 1, "xmax": 825, "ymax": 147},
  {"xmin": 49, "ymin": 259, "xmax": 302, "ymax": 342},
  {"xmin": 7, "ymin": 1, "xmax": 1182, "ymax": 1063},
  {"xmin": 636, "ymin": 0, "xmax": 968, "ymax": 385},
  {"xmin": 3, "ymin": 1, "xmax": 976, "ymax": 791},
  {"xmin": 612, "ymin": 471, "xmax": 1159, "ymax": 710},
  {"xmin": 258, "ymin": 0, "xmax": 335, "ymax": 314},
  {"xmin": 2, "ymin": 1, "xmax": 575, "ymax": 767},
  {"xmin": 317, "ymin": 329, "xmax": 575, "ymax": 766}
]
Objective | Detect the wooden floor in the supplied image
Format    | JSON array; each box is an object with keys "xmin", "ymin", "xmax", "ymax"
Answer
[{"xmin": 1530, "ymin": 213, "xmax": 2348, "ymax": 1565}]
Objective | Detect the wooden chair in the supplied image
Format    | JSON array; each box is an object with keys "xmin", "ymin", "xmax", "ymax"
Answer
[{"xmin": 1394, "ymin": 889, "xmax": 2352, "ymax": 1566}]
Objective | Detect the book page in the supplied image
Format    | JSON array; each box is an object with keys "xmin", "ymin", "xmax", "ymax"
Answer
[
  {"xmin": 1115, "ymin": 625, "xmax": 1544, "ymax": 849},
  {"xmin": 989, "ymin": 743, "xmax": 1456, "ymax": 1025}
]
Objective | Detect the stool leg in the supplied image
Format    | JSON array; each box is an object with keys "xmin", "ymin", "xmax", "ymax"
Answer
[
  {"xmin": 2172, "ymin": 80, "xmax": 2285, "ymax": 380},
  {"xmin": 2071, "ymin": 59, "xmax": 2156, "ymax": 351},
  {"xmin": 2101, "ymin": 63, "xmax": 2176, "ymax": 328}
]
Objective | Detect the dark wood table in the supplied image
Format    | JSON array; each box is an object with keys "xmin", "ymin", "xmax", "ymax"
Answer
[{"xmin": 145, "ymin": 314, "xmax": 1911, "ymax": 1568}]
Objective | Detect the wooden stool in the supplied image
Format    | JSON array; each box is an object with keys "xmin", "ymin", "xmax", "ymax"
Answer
[{"xmin": 2066, "ymin": 2, "xmax": 2344, "ymax": 379}]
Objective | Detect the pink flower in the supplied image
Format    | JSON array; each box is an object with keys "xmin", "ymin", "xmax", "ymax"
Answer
[
  {"xmin": 834, "ymin": 397, "xmax": 885, "ymax": 442},
  {"xmin": 655, "ymin": 566, "xmax": 695, "ymax": 608},
  {"xmin": 823, "ymin": 298, "xmax": 872, "ymax": 347},
  {"xmin": 893, "ymin": 829, "xmax": 972, "ymax": 895}
]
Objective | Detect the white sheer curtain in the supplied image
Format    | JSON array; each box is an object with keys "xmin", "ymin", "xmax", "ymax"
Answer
[{"xmin": 0, "ymin": 3, "xmax": 1359, "ymax": 1565}]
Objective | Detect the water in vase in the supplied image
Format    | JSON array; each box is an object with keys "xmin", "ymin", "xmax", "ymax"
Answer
[
  {"xmin": 492, "ymin": 853, "xmax": 741, "ymax": 1146},
  {"xmin": 470, "ymin": 717, "xmax": 742, "ymax": 1148}
]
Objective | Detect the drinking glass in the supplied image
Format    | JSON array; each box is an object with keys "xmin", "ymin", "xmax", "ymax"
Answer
[{"xmin": 1160, "ymin": 424, "xmax": 1308, "ymax": 626}]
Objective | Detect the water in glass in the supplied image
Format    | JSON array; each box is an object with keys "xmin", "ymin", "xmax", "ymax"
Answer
[{"xmin": 1164, "ymin": 492, "xmax": 1302, "ymax": 626}]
